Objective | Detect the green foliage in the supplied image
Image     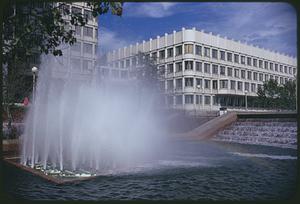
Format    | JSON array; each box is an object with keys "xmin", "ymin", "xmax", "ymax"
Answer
[{"xmin": 255, "ymin": 79, "xmax": 296, "ymax": 110}]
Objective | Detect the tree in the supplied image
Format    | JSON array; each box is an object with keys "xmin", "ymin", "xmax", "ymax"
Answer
[
  {"xmin": 1, "ymin": 1, "xmax": 123, "ymax": 138},
  {"xmin": 256, "ymin": 79, "xmax": 296, "ymax": 110}
]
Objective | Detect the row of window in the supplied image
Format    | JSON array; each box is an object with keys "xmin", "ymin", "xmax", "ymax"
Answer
[
  {"xmin": 71, "ymin": 42, "xmax": 95, "ymax": 55},
  {"xmin": 99, "ymin": 69, "xmax": 129, "ymax": 79},
  {"xmin": 162, "ymin": 61, "xmax": 291, "ymax": 82},
  {"xmin": 60, "ymin": 4, "xmax": 94, "ymax": 21},
  {"xmin": 164, "ymin": 78, "xmax": 265, "ymax": 92},
  {"xmin": 169, "ymin": 95, "xmax": 217, "ymax": 106},
  {"xmin": 70, "ymin": 58, "xmax": 93, "ymax": 72},
  {"xmin": 74, "ymin": 26, "xmax": 97, "ymax": 39},
  {"xmin": 111, "ymin": 43, "xmax": 296, "ymax": 75}
]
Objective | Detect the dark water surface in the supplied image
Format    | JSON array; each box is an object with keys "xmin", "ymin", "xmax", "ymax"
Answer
[{"xmin": 3, "ymin": 141, "xmax": 297, "ymax": 200}]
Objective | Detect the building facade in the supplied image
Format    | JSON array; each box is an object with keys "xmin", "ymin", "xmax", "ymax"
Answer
[
  {"xmin": 106, "ymin": 27, "xmax": 297, "ymax": 110},
  {"xmin": 52, "ymin": 2, "xmax": 98, "ymax": 80}
]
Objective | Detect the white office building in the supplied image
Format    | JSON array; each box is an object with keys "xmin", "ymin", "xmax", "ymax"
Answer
[{"xmin": 106, "ymin": 27, "xmax": 297, "ymax": 111}]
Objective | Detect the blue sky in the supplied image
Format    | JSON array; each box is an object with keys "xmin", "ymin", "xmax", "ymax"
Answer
[{"xmin": 98, "ymin": 2, "xmax": 297, "ymax": 57}]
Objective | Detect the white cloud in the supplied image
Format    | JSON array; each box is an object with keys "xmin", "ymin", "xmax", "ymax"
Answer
[
  {"xmin": 123, "ymin": 2, "xmax": 178, "ymax": 18},
  {"xmin": 98, "ymin": 27, "xmax": 130, "ymax": 52}
]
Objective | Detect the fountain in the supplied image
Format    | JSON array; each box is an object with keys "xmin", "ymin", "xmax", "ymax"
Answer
[
  {"xmin": 19, "ymin": 54, "xmax": 168, "ymax": 181},
  {"xmin": 213, "ymin": 118, "xmax": 297, "ymax": 149}
]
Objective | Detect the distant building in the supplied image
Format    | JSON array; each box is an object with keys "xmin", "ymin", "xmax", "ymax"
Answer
[{"xmin": 106, "ymin": 27, "xmax": 297, "ymax": 111}]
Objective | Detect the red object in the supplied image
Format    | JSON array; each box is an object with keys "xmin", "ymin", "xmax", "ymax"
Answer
[{"xmin": 23, "ymin": 97, "xmax": 29, "ymax": 106}]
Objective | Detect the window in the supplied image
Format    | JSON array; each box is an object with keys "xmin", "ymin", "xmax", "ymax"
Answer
[
  {"xmin": 167, "ymin": 64, "xmax": 174, "ymax": 74},
  {"xmin": 196, "ymin": 95, "xmax": 202, "ymax": 104},
  {"xmin": 220, "ymin": 51, "xmax": 225, "ymax": 60},
  {"xmin": 220, "ymin": 66, "xmax": 226, "ymax": 76},
  {"xmin": 126, "ymin": 59, "xmax": 130, "ymax": 68},
  {"xmin": 204, "ymin": 79, "xmax": 210, "ymax": 89},
  {"xmin": 241, "ymin": 70, "xmax": 245, "ymax": 79},
  {"xmin": 284, "ymin": 66, "xmax": 287, "ymax": 73},
  {"xmin": 175, "ymin": 45, "xmax": 182, "ymax": 56},
  {"xmin": 167, "ymin": 80, "xmax": 173, "ymax": 90},
  {"xmin": 259, "ymin": 73, "xmax": 263, "ymax": 81},
  {"xmin": 159, "ymin": 50, "xmax": 165, "ymax": 59},
  {"xmin": 167, "ymin": 48, "xmax": 173, "ymax": 58},
  {"xmin": 184, "ymin": 44, "xmax": 193, "ymax": 54},
  {"xmin": 247, "ymin": 57, "xmax": 252, "ymax": 66},
  {"xmin": 270, "ymin": 62, "xmax": 273, "ymax": 71},
  {"xmin": 213, "ymin": 96, "xmax": 218, "ymax": 105},
  {"xmin": 258, "ymin": 84, "xmax": 263, "ymax": 91},
  {"xmin": 293, "ymin": 68, "xmax": 296, "ymax": 75},
  {"xmin": 75, "ymin": 26, "xmax": 81, "ymax": 36},
  {"xmin": 185, "ymin": 61, "xmax": 193, "ymax": 70},
  {"xmin": 275, "ymin": 76, "xmax": 278, "ymax": 82},
  {"xmin": 120, "ymin": 61, "xmax": 124, "ymax": 68},
  {"xmin": 83, "ymin": 60, "xmax": 92, "ymax": 71},
  {"xmin": 230, "ymin": 80, "xmax": 236, "ymax": 90},
  {"xmin": 251, "ymin": 83, "xmax": 256, "ymax": 92},
  {"xmin": 132, "ymin": 57, "xmax": 137, "ymax": 67},
  {"xmin": 234, "ymin": 69, "xmax": 239, "ymax": 78},
  {"xmin": 280, "ymin": 65, "xmax": 283, "ymax": 72},
  {"xmin": 95, "ymin": 29, "xmax": 98, "ymax": 39},
  {"xmin": 185, "ymin": 78, "xmax": 194, "ymax": 87},
  {"xmin": 213, "ymin": 80, "xmax": 218, "ymax": 89},
  {"xmin": 83, "ymin": 43, "xmax": 93, "ymax": 54},
  {"xmin": 83, "ymin": 26, "xmax": 93, "ymax": 37},
  {"xmin": 121, "ymin": 71, "xmax": 128, "ymax": 79},
  {"xmin": 247, "ymin": 71, "xmax": 252, "ymax": 80},
  {"xmin": 275, "ymin": 64, "xmax": 278, "ymax": 72},
  {"xmin": 152, "ymin": 52, "xmax": 157, "ymax": 58},
  {"xmin": 227, "ymin": 67, "xmax": 232, "ymax": 77},
  {"xmin": 204, "ymin": 96, "xmax": 211, "ymax": 105},
  {"xmin": 259, "ymin": 60, "xmax": 263, "ymax": 68},
  {"xmin": 176, "ymin": 78, "xmax": 182, "ymax": 89},
  {"xmin": 241, "ymin": 56, "xmax": 245, "ymax": 64},
  {"xmin": 234, "ymin": 54, "xmax": 239, "ymax": 63},
  {"xmin": 195, "ymin": 45, "xmax": 202, "ymax": 55},
  {"xmin": 227, "ymin": 52, "xmax": 232, "ymax": 62},
  {"xmin": 244, "ymin": 82, "xmax": 249, "ymax": 91},
  {"xmin": 253, "ymin": 72, "xmax": 258, "ymax": 81},
  {"xmin": 264, "ymin": 61, "xmax": 268, "ymax": 69},
  {"xmin": 212, "ymin": 64, "xmax": 218, "ymax": 74},
  {"xmin": 289, "ymin": 67, "xmax": 292, "ymax": 74},
  {"xmin": 159, "ymin": 65, "xmax": 165, "ymax": 76},
  {"xmin": 84, "ymin": 9, "xmax": 93, "ymax": 21},
  {"xmin": 265, "ymin": 74, "xmax": 269, "ymax": 81},
  {"xmin": 238, "ymin": 81, "xmax": 243, "ymax": 90},
  {"xmin": 71, "ymin": 58, "xmax": 81, "ymax": 70},
  {"xmin": 176, "ymin": 95, "xmax": 183, "ymax": 105},
  {"xmin": 195, "ymin": 62, "xmax": 202, "ymax": 72},
  {"xmin": 253, "ymin": 58, "xmax": 257, "ymax": 67},
  {"xmin": 185, "ymin": 95, "xmax": 194, "ymax": 104},
  {"xmin": 212, "ymin": 49, "xmax": 218, "ymax": 59},
  {"xmin": 175, "ymin": 62, "xmax": 182, "ymax": 72},
  {"xmin": 280, "ymin": 77, "xmax": 283, "ymax": 84},
  {"xmin": 220, "ymin": 80, "xmax": 228, "ymax": 89},
  {"xmin": 204, "ymin": 47, "xmax": 210, "ymax": 57},
  {"xmin": 72, "ymin": 42, "xmax": 81, "ymax": 52},
  {"xmin": 204, "ymin": 63, "xmax": 210, "ymax": 73},
  {"xmin": 196, "ymin": 78, "xmax": 202, "ymax": 88},
  {"xmin": 72, "ymin": 7, "xmax": 81, "ymax": 14}
]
